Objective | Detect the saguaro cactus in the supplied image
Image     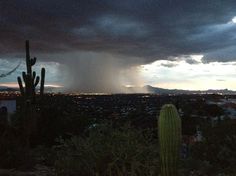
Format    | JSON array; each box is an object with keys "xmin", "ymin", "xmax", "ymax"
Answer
[
  {"xmin": 17, "ymin": 40, "xmax": 45, "ymax": 102},
  {"xmin": 158, "ymin": 104, "xmax": 182, "ymax": 176},
  {"xmin": 17, "ymin": 40, "xmax": 46, "ymax": 147}
]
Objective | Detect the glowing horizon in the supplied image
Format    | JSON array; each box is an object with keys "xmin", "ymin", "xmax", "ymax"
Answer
[{"xmin": 0, "ymin": 82, "xmax": 63, "ymax": 88}]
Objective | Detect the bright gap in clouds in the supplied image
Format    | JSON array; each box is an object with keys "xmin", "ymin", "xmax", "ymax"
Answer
[
  {"xmin": 232, "ymin": 16, "xmax": 236, "ymax": 23},
  {"xmin": 139, "ymin": 55, "xmax": 236, "ymax": 90}
]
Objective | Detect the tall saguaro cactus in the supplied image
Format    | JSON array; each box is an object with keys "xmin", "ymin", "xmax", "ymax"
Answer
[
  {"xmin": 17, "ymin": 40, "xmax": 45, "ymax": 101},
  {"xmin": 158, "ymin": 104, "xmax": 182, "ymax": 176},
  {"xmin": 17, "ymin": 40, "xmax": 46, "ymax": 148}
]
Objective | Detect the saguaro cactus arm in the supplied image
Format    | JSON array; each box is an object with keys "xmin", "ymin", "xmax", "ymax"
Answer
[
  {"xmin": 34, "ymin": 76, "xmax": 40, "ymax": 87},
  {"xmin": 40, "ymin": 67, "xmax": 45, "ymax": 96},
  {"xmin": 17, "ymin": 76, "xmax": 25, "ymax": 96},
  {"xmin": 31, "ymin": 57, "xmax": 37, "ymax": 66}
]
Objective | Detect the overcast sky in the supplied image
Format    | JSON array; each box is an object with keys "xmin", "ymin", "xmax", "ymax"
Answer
[{"xmin": 1, "ymin": 0, "xmax": 236, "ymax": 92}]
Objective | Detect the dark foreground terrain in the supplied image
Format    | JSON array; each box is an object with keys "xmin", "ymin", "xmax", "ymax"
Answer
[{"xmin": 0, "ymin": 93, "xmax": 236, "ymax": 175}]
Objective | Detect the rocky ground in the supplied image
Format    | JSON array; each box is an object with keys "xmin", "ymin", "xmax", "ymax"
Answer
[{"xmin": 0, "ymin": 165, "xmax": 55, "ymax": 176}]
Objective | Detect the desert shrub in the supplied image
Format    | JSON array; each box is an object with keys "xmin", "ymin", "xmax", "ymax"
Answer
[
  {"xmin": 180, "ymin": 157, "xmax": 213, "ymax": 176},
  {"xmin": 189, "ymin": 120, "xmax": 236, "ymax": 175},
  {"xmin": 54, "ymin": 122, "xmax": 159, "ymax": 176},
  {"xmin": 0, "ymin": 127, "xmax": 35, "ymax": 170},
  {"xmin": 34, "ymin": 106, "xmax": 96, "ymax": 146},
  {"xmin": 31, "ymin": 145, "xmax": 57, "ymax": 166}
]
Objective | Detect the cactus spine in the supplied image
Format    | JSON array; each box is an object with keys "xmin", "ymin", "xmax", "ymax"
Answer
[
  {"xmin": 17, "ymin": 40, "xmax": 45, "ymax": 102},
  {"xmin": 158, "ymin": 104, "xmax": 182, "ymax": 176}
]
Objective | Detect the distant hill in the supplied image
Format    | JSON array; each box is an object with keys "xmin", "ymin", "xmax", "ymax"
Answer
[{"xmin": 126, "ymin": 85, "xmax": 236, "ymax": 95}]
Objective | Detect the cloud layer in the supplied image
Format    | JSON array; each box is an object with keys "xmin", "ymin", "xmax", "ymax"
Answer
[{"xmin": 1, "ymin": 0, "xmax": 236, "ymax": 61}]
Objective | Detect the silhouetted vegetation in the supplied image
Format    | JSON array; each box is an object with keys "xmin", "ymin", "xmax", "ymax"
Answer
[
  {"xmin": 0, "ymin": 92, "xmax": 236, "ymax": 175},
  {"xmin": 54, "ymin": 121, "xmax": 159, "ymax": 176}
]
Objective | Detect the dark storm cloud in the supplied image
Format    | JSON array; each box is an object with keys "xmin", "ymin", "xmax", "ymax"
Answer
[
  {"xmin": 161, "ymin": 62, "xmax": 178, "ymax": 68},
  {"xmin": 185, "ymin": 59, "xmax": 200, "ymax": 65},
  {"xmin": 1, "ymin": 0, "xmax": 236, "ymax": 63}
]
